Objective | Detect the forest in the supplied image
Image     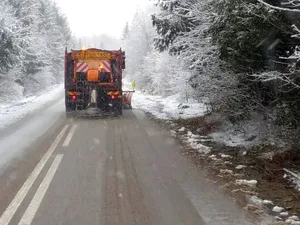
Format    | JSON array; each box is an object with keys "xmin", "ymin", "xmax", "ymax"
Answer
[
  {"xmin": 122, "ymin": 0, "xmax": 300, "ymax": 145},
  {"xmin": 0, "ymin": 0, "xmax": 73, "ymax": 101}
]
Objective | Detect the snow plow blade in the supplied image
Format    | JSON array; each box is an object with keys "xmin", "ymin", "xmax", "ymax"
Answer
[{"xmin": 122, "ymin": 91, "xmax": 134, "ymax": 109}]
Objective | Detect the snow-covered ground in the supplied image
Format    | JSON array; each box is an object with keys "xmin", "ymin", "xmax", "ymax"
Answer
[
  {"xmin": 284, "ymin": 168, "xmax": 300, "ymax": 192},
  {"xmin": 0, "ymin": 84, "xmax": 64, "ymax": 129},
  {"xmin": 0, "ymin": 84, "xmax": 64, "ymax": 173},
  {"xmin": 123, "ymin": 79, "xmax": 207, "ymax": 120},
  {"xmin": 131, "ymin": 91, "xmax": 207, "ymax": 120}
]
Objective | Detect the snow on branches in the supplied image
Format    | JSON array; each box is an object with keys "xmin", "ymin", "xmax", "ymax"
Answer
[
  {"xmin": 258, "ymin": 0, "xmax": 300, "ymax": 12},
  {"xmin": 0, "ymin": 0, "xmax": 73, "ymax": 102}
]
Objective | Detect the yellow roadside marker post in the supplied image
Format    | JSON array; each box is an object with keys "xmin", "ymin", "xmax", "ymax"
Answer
[{"xmin": 131, "ymin": 81, "xmax": 136, "ymax": 91}]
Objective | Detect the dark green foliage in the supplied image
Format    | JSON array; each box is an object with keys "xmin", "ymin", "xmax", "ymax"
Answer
[
  {"xmin": 207, "ymin": 0, "xmax": 300, "ymax": 129},
  {"xmin": 0, "ymin": 27, "xmax": 16, "ymax": 73},
  {"xmin": 151, "ymin": 0, "xmax": 196, "ymax": 52},
  {"xmin": 210, "ymin": 0, "xmax": 296, "ymax": 73},
  {"xmin": 150, "ymin": 0, "xmax": 300, "ymax": 136}
]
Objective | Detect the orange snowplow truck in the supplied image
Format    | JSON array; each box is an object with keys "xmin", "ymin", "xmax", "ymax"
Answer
[{"xmin": 64, "ymin": 47, "xmax": 127, "ymax": 116}]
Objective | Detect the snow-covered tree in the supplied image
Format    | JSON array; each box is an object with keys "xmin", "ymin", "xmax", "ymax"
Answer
[
  {"xmin": 151, "ymin": 0, "xmax": 197, "ymax": 52},
  {"xmin": 121, "ymin": 5, "xmax": 191, "ymax": 99},
  {"xmin": 0, "ymin": 0, "xmax": 18, "ymax": 74},
  {"xmin": 75, "ymin": 35, "xmax": 121, "ymax": 50},
  {"xmin": 122, "ymin": 8, "xmax": 157, "ymax": 82},
  {"xmin": 121, "ymin": 22, "xmax": 129, "ymax": 40},
  {"xmin": 210, "ymin": 0, "xmax": 295, "ymax": 72},
  {"xmin": 151, "ymin": 0, "xmax": 238, "ymax": 111},
  {"xmin": 0, "ymin": 0, "xmax": 73, "ymax": 101}
]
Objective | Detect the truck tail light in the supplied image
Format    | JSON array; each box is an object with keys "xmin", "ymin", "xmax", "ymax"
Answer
[{"xmin": 111, "ymin": 95, "xmax": 121, "ymax": 100}]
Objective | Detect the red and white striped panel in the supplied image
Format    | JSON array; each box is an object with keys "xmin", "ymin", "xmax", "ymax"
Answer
[
  {"xmin": 100, "ymin": 60, "xmax": 111, "ymax": 72},
  {"xmin": 76, "ymin": 61, "xmax": 88, "ymax": 72}
]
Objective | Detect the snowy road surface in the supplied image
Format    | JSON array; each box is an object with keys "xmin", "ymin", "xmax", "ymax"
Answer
[
  {"xmin": 0, "ymin": 85, "xmax": 65, "ymax": 173},
  {"xmin": 0, "ymin": 89, "xmax": 266, "ymax": 225}
]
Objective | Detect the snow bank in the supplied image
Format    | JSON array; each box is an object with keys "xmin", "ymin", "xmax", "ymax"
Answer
[
  {"xmin": 235, "ymin": 179, "xmax": 258, "ymax": 188},
  {"xmin": 286, "ymin": 219, "xmax": 300, "ymax": 224},
  {"xmin": 131, "ymin": 91, "xmax": 207, "ymax": 120},
  {"xmin": 220, "ymin": 169, "xmax": 233, "ymax": 175},
  {"xmin": 184, "ymin": 130, "xmax": 212, "ymax": 154},
  {"xmin": 122, "ymin": 79, "xmax": 207, "ymax": 120},
  {"xmin": 263, "ymin": 200, "xmax": 273, "ymax": 205},
  {"xmin": 249, "ymin": 196, "xmax": 263, "ymax": 207},
  {"xmin": 289, "ymin": 216, "xmax": 300, "ymax": 221},
  {"xmin": 0, "ymin": 84, "xmax": 64, "ymax": 129},
  {"xmin": 208, "ymin": 115, "xmax": 282, "ymax": 149},
  {"xmin": 280, "ymin": 211, "xmax": 289, "ymax": 217},
  {"xmin": 220, "ymin": 154, "xmax": 232, "ymax": 159},
  {"xmin": 283, "ymin": 168, "xmax": 300, "ymax": 192},
  {"xmin": 210, "ymin": 131, "xmax": 248, "ymax": 147},
  {"xmin": 178, "ymin": 127, "xmax": 185, "ymax": 132},
  {"xmin": 236, "ymin": 165, "xmax": 247, "ymax": 170},
  {"xmin": 272, "ymin": 206, "xmax": 284, "ymax": 213}
]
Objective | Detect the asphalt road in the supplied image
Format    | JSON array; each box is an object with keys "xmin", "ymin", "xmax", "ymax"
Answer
[{"xmin": 0, "ymin": 103, "xmax": 263, "ymax": 225}]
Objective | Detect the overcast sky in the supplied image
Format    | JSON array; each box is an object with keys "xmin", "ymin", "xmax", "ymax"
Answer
[{"xmin": 54, "ymin": 0, "xmax": 152, "ymax": 38}]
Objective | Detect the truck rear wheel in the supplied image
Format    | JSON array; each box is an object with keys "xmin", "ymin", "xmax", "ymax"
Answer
[
  {"xmin": 115, "ymin": 103, "xmax": 122, "ymax": 116},
  {"xmin": 65, "ymin": 100, "xmax": 76, "ymax": 118},
  {"xmin": 118, "ymin": 106, "xmax": 122, "ymax": 116}
]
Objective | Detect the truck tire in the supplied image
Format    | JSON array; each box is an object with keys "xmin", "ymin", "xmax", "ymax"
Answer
[
  {"xmin": 66, "ymin": 100, "xmax": 76, "ymax": 118},
  {"xmin": 115, "ymin": 103, "xmax": 122, "ymax": 116},
  {"xmin": 118, "ymin": 108, "xmax": 123, "ymax": 116}
]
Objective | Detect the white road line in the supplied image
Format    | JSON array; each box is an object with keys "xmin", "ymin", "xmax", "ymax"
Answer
[
  {"xmin": 62, "ymin": 124, "xmax": 77, "ymax": 147},
  {"xmin": 0, "ymin": 125, "xmax": 69, "ymax": 225},
  {"xmin": 18, "ymin": 154, "xmax": 64, "ymax": 225}
]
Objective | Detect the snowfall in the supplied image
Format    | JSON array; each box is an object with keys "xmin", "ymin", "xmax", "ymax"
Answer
[
  {"xmin": 1, "ymin": 82, "xmax": 300, "ymax": 224},
  {"xmin": 0, "ymin": 84, "xmax": 64, "ymax": 130},
  {"xmin": 0, "ymin": 82, "xmax": 207, "ymax": 129}
]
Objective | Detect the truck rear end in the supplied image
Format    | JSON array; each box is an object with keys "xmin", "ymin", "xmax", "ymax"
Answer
[{"xmin": 64, "ymin": 48, "xmax": 126, "ymax": 116}]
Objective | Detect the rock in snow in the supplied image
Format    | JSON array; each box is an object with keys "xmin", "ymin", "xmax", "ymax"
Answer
[
  {"xmin": 220, "ymin": 169, "xmax": 234, "ymax": 175},
  {"xmin": 235, "ymin": 179, "xmax": 257, "ymax": 188},
  {"xmin": 263, "ymin": 200, "xmax": 273, "ymax": 205},
  {"xmin": 286, "ymin": 219, "xmax": 293, "ymax": 223},
  {"xmin": 286, "ymin": 217, "xmax": 300, "ymax": 224},
  {"xmin": 220, "ymin": 154, "xmax": 232, "ymax": 159},
  {"xmin": 289, "ymin": 216, "xmax": 300, "ymax": 221},
  {"xmin": 279, "ymin": 211, "xmax": 289, "ymax": 217},
  {"xmin": 272, "ymin": 206, "xmax": 285, "ymax": 213},
  {"xmin": 236, "ymin": 165, "xmax": 247, "ymax": 170},
  {"xmin": 178, "ymin": 127, "xmax": 185, "ymax": 132},
  {"xmin": 274, "ymin": 216, "xmax": 283, "ymax": 221},
  {"xmin": 249, "ymin": 196, "xmax": 263, "ymax": 207}
]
